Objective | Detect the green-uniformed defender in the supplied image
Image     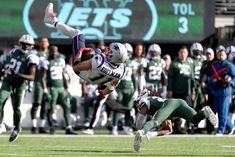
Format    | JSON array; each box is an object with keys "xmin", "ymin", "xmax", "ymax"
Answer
[
  {"xmin": 41, "ymin": 45, "xmax": 77, "ymax": 135},
  {"xmin": 112, "ymin": 43, "xmax": 138, "ymax": 135},
  {"xmin": 31, "ymin": 37, "xmax": 49, "ymax": 134},
  {"xmin": 0, "ymin": 34, "xmax": 39, "ymax": 142},
  {"xmin": 133, "ymin": 90, "xmax": 217, "ymax": 152}
]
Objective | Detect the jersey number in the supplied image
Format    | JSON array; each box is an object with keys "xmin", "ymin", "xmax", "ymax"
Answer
[
  {"xmin": 8, "ymin": 58, "xmax": 22, "ymax": 73},
  {"xmin": 50, "ymin": 66, "xmax": 63, "ymax": 80}
]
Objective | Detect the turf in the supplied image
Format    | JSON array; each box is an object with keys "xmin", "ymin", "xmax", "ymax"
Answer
[{"xmin": 0, "ymin": 134, "xmax": 235, "ymax": 157}]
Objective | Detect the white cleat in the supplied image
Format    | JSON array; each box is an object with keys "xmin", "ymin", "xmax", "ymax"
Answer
[
  {"xmin": 133, "ymin": 130, "xmax": 144, "ymax": 152},
  {"xmin": 44, "ymin": 3, "xmax": 58, "ymax": 25},
  {"xmin": 204, "ymin": 106, "xmax": 217, "ymax": 126},
  {"xmin": 123, "ymin": 126, "xmax": 133, "ymax": 135},
  {"xmin": 82, "ymin": 129, "xmax": 94, "ymax": 135}
]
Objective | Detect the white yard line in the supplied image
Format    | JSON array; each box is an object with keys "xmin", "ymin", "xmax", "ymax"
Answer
[{"xmin": 0, "ymin": 134, "xmax": 235, "ymax": 138}]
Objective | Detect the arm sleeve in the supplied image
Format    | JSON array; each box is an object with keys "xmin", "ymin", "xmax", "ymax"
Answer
[{"xmin": 28, "ymin": 54, "xmax": 39, "ymax": 66}]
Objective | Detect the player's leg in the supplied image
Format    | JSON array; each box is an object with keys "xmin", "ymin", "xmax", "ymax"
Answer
[
  {"xmin": 44, "ymin": 3, "xmax": 85, "ymax": 63},
  {"xmin": 122, "ymin": 89, "xmax": 134, "ymax": 135},
  {"xmin": 47, "ymin": 88, "xmax": 59, "ymax": 134},
  {"xmin": 173, "ymin": 99, "xmax": 217, "ymax": 126},
  {"xmin": 0, "ymin": 82, "xmax": 11, "ymax": 134},
  {"xmin": 9, "ymin": 85, "xmax": 25, "ymax": 142},
  {"xmin": 30, "ymin": 81, "xmax": 41, "ymax": 133},
  {"xmin": 58, "ymin": 89, "xmax": 77, "ymax": 135}
]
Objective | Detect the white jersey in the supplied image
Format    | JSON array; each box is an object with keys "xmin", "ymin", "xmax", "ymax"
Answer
[{"xmin": 78, "ymin": 53, "xmax": 126, "ymax": 85}]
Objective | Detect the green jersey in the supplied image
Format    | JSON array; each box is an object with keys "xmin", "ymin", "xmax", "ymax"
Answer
[
  {"xmin": 117, "ymin": 59, "xmax": 137, "ymax": 90},
  {"xmin": 138, "ymin": 96, "xmax": 166, "ymax": 116},
  {"xmin": 35, "ymin": 51, "xmax": 48, "ymax": 82},
  {"xmin": 167, "ymin": 57, "xmax": 195, "ymax": 95},
  {"xmin": 191, "ymin": 56, "xmax": 205, "ymax": 83},
  {"xmin": 42, "ymin": 56, "xmax": 65, "ymax": 88},
  {"xmin": 3, "ymin": 48, "xmax": 39, "ymax": 86},
  {"xmin": 145, "ymin": 58, "xmax": 165, "ymax": 84}
]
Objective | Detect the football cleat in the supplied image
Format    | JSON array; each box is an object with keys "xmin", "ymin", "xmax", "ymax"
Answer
[
  {"xmin": 39, "ymin": 127, "xmax": 49, "ymax": 134},
  {"xmin": 31, "ymin": 127, "xmax": 37, "ymax": 134},
  {"xmin": 228, "ymin": 126, "xmax": 235, "ymax": 135},
  {"xmin": 204, "ymin": 106, "xmax": 217, "ymax": 126},
  {"xmin": 9, "ymin": 128, "xmax": 22, "ymax": 142},
  {"xmin": 133, "ymin": 130, "xmax": 144, "ymax": 152},
  {"xmin": 44, "ymin": 3, "xmax": 58, "ymax": 25},
  {"xmin": 123, "ymin": 126, "xmax": 133, "ymax": 135},
  {"xmin": 65, "ymin": 128, "xmax": 78, "ymax": 135},
  {"xmin": 82, "ymin": 128, "xmax": 94, "ymax": 135}
]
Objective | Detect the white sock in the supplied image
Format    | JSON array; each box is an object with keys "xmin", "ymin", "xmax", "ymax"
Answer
[
  {"xmin": 66, "ymin": 125, "xmax": 72, "ymax": 129},
  {"xmin": 40, "ymin": 119, "xmax": 46, "ymax": 127},
  {"xmin": 56, "ymin": 22, "xmax": 82, "ymax": 38},
  {"xmin": 52, "ymin": 113, "xmax": 57, "ymax": 120},
  {"xmin": 32, "ymin": 119, "xmax": 37, "ymax": 127}
]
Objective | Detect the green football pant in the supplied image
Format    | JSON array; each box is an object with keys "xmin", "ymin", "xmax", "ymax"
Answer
[
  {"xmin": 112, "ymin": 88, "xmax": 134, "ymax": 127},
  {"xmin": 31, "ymin": 81, "xmax": 46, "ymax": 119},
  {"xmin": 142, "ymin": 98, "xmax": 205, "ymax": 134},
  {"xmin": 0, "ymin": 80, "xmax": 25, "ymax": 130},
  {"xmin": 47, "ymin": 87, "xmax": 71, "ymax": 127}
]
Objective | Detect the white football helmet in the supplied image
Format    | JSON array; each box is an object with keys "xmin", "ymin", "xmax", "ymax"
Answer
[
  {"xmin": 190, "ymin": 42, "xmax": 203, "ymax": 57},
  {"xmin": 19, "ymin": 34, "xmax": 35, "ymax": 45},
  {"xmin": 148, "ymin": 44, "xmax": 161, "ymax": 59},
  {"xmin": 106, "ymin": 43, "xmax": 128, "ymax": 64},
  {"xmin": 135, "ymin": 89, "xmax": 150, "ymax": 111},
  {"xmin": 123, "ymin": 43, "xmax": 133, "ymax": 58},
  {"xmin": 19, "ymin": 34, "xmax": 35, "ymax": 53}
]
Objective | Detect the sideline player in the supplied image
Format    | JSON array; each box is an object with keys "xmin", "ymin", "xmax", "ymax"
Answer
[{"xmin": 0, "ymin": 34, "xmax": 39, "ymax": 142}]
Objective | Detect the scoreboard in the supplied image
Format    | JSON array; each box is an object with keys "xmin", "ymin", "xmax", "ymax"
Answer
[{"xmin": 0, "ymin": 0, "xmax": 215, "ymax": 43}]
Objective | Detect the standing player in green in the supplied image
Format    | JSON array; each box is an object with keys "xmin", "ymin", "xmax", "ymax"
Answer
[
  {"xmin": 31, "ymin": 37, "xmax": 50, "ymax": 134},
  {"xmin": 41, "ymin": 46, "xmax": 76, "ymax": 135},
  {"xmin": 0, "ymin": 34, "xmax": 39, "ymax": 142},
  {"xmin": 112, "ymin": 43, "xmax": 138, "ymax": 135},
  {"xmin": 133, "ymin": 90, "xmax": 217, "ymax": 152},
  {"xmin": 190, "ymin": 43, "xmax": 205, "ymax": 111},
  {"xmin": 145, "ymin": 44, "xmax": 167, "ymax": 98}
]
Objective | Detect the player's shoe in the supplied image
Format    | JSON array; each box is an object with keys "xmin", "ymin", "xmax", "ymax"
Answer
[
  {"xmin": 203, "ymin": 106, "xmax": 217, "ymax": 126},
  {"xmin": 112, "ymin": 126, "xmax": 118, "ymax": 135},
  {"xmin": 0, "ymin": 123, "xmax": 6, "ymax": 134},
  {"xmin": 228, "ymin": 126, "xmax": 235, "ymax": 135},
  {"xmin": 123, "ymin": 126, "xmax": 133, "ymax": 135},
  {"xmin": 133, "ymin": 130, "xmax": 144, "ymax": 152},
  {"xmin": 31, "ymin": 127, "xmax": 37, "ymax": 134},
  {"xmin": 82, "ymin": 128, "xmax": 94, "ymax": 135},
  {"xmin": 9, "ymin": 128, "xmax": 21, "ymax": 142},
  {"xmin": 65, "ymin": 128, "xmax": 78, "ymax": 135},
  {"xmin": 39, "ymin": 127, "xmax": 49, "ymax": 134},
  {"xmin": 44, "ymin": 3, "xmax": 58, "ymax": 25}
]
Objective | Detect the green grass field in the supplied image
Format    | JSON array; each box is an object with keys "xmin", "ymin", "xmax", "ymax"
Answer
[{"xmin": 1, "ymin": 132, "xmax": 235, "ymax": 157}]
